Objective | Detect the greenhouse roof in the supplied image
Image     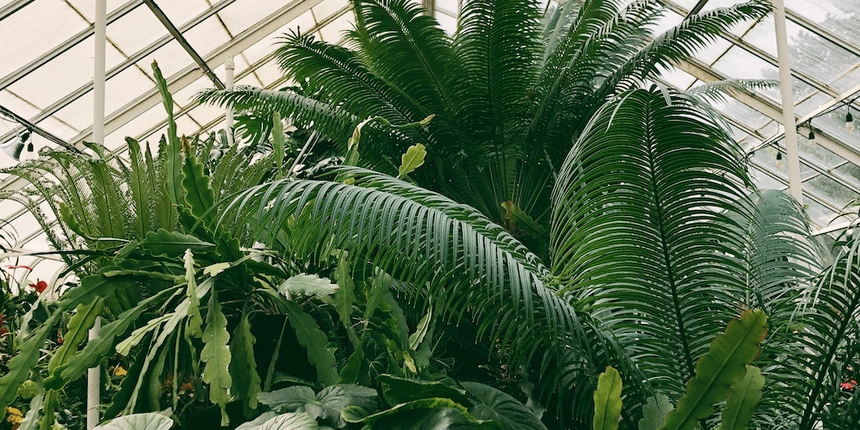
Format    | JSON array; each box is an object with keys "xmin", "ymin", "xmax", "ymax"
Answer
[{"xmin": 0, "ymin": 0, "xmax": 858, "ymax": 275}]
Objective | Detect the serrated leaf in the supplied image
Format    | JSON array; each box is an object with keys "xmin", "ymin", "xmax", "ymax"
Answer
[
  {"xmin": 152, "ymin": 61, "xmax": 183, "ymax": 216},
  {"xmin": 718, "ymin": 366, "xmax": 764, "ymax": 430},
  {"xmin": 49, "ymin": 299, "xmax": 104, "ymax": 373},
  {"xmin": 638, "ymin": 394, "xmax": 673, "ymax": 430},
  {"xmin": 593, "ymin": 366, "xmax": 623, "ymax": 430},
  {"xmin": 182, "ymin": 152, "xmax": 217, "ymax": 227},
  {"xmin": 284, "ymin": 300, "xmax": 338, "ymax": 386},
  {"xmin": 204, "ymin": 262, "xmax": 231, "ymax": 277},
  {"xmin": 280, "ymin": 274, "xmax": 339, "ymax": 298},
  {"xmin": 231, "ymin": 311, "xmax": 262, "ymax": 416},
  {"xmin": 377, "ymin": 374, "xmax": 470, "ymax": 406},
  {"xmin": 184, "ymin": 250, "xmax": 203, "ymax": 338},
  {"xmin": 397, "ymin": 144, "xmax": 426, "ymax": 179},
  {"xmin": 94, "ymin": 412, "xmax": 174, "ymax": 430},
  {"xmin": 462, "ymin": 382, "xmax": 547, "ymax": 430},
  {"xmin": 202, "ymin": 290, "xmax": 233, "ymax": 426},
  {"xmin": 273, "ymin": 112, "xmax": 286, "ymax": 178},
  {"xmin": 661, "ymin": 310, "xmax": 768, "ymax": 430},
  {"xmin": 333, "ymin": 256, "xmax": 358, "ymax": 346}
]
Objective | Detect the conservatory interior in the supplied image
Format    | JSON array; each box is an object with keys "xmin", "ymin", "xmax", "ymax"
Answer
[{"xmin": 0, "ymin": 0, "xmax": 858, "ymax": 429}]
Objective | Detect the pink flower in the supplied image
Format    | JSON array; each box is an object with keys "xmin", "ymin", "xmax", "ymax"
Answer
[
  {"xmin": 841, "ymin": 380, "xmax": 858, "ymax": 391},
  {"xmin": 7, "ymin": 265, "xmax": 34, "ymax": 271}
]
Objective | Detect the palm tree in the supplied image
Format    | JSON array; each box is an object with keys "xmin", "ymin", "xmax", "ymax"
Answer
[{"xmin": 198, "ymin": 0, "xmax": 770, "ymax": 250}]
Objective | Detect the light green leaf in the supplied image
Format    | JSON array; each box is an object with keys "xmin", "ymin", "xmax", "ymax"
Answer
[
  {"xmin": 661, "ymin": 310, "xmax": 768, "ymax": 430},
  {"xmin": 204, "ymin": 262, "xmax": 231, "ymax": 277},
  {"xmin": 231, "ymin": 311, "xmax": 263, "ymax": 416},
  {"xmin": 462, "ymin": 382, "xmax": 547, "ymax": 430},
  {"xmin": 638, "ymin": 394, "xmax": 673, "ymax": 430},
  {"xmin": 333, "ymin": 255, "xmax": 358, "ymax": 347},
  {"xmin": 236, "ymin": 412, "xmax": 278, "ymax": 430},
  {"xmin": 284, "ymin": 300, "xmax": 338, "ymax": 386},
  {"xmin": 259, "ymin": 384, "xmax": 378, "ymax": 427},
  {"xmin": 593, "ymin": 366, "xmax": 623, "ymax": 430},
  {"xmin": 279, "ymin": 274, "xmax": 339, "ymax": 298},
  {"xmin": 49, "ymin": 299, "xmax": 104, "ymax": 373},
  {"xmin": 182, "ymin": 151, "xmax": 217, "ymax": 227},
  {"xmin": 116, "ymin": 314, "xmax": 173, "ymax": 357},
  {"xmin": 202, "ymin": 290, "xmax": 233, "ymax": 426},
  {"xmin": 246, "ymin": 412, "xmax": 320, "ymax": 430},
  {"xmin": 94, "ymin": 412, "xmax": 174, "ymax": 430},
  {"xmin": 345, "ymin": 398, "xmax": 490, "ymax": 429},
  {"xmin": 133, "ymin": 229, "xmax": 214, "ymax": 257},
  {"xmin": 273, "ymin": 111, "xmax": 286, "ymax": 178},
  {"xmin": 409, "ymin": 308, "xmax": 432, "ymax": 351},
  {"xmin": 718, "ymin": 366, "xmax": 764, "ymax": 430},
  {"xmin": 185, "ymin": 250, "xmax": 203, "ymax": 338},
  {"xmin": 397, "ymin": 143, "xmax": 426, "ymax": 179}
]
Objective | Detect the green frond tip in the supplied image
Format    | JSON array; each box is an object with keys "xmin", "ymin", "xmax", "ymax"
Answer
[
  {"xmin": 593, "ymin": 366, "xmax": 623, "ymax": 430},
  {"xmin": 661, "ymin": 309, "xmax": 768, "ymax": 430}
]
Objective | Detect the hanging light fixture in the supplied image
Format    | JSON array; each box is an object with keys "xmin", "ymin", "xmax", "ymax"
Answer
[
  {"xmin": 0, "ymin": 130, "xmax": 30, "ymax": 161},
  {"xmin": 807, "ymin": 121, "xmax": 816, "ymax": 146},
  {"xmin": 775, "ymin": 148, "xmax": 784, "ymax": 169},
  {"xmin": 846, "ymin": 107, "xmax": 855, "ymax": 131}
]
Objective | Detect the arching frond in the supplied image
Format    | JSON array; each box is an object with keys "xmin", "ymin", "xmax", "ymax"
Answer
[{"xmin": 551, "ymin": 87, "xmax": 753, "ymax": 402}]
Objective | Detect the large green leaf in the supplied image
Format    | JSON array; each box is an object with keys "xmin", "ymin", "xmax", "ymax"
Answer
[
  {"xmin": 397, "ymin": 143, "xmax": 427, "ymax": 179},
  {"xmin": 0, "ymin": 312, "xmax": 62, "ymax": 416},
  {"xmin": 48, "ymin": 299, "xmax": 104, "ymax": 373},
  {"xmin": 718, "ymin": 365, "xmax": 764, "ymax": 430},
  {"xmin": 461, "ymin": 382, "xmax": 547, "ymax": 430},
  {"xmin": 259, "ymin": 384, "xmax": 378, "ymax": 428},
  {"xmin": 592, "ymin": 367, "xmax": 623, "ymax": 430},
  {"xmin": 661, "ymin": 309, "xmax": 768, "ymax": 430},
  {"xmin": 345, "ymin": 398, "xmax": 495, "ymax": 429},
  {"xmin": 378, "ymin": 374, "xmax": 470, "ymax": 406},
  {"xmin": 239, "ymin": 412, "xmax": 320, "ymax": 430},
  {"xmin": 182, "ymin": 152, "xmax": 217, "ymax": 227},
  {"xmin": 283, "ymin": 300, "xmax": 339, "ymax": 386},
  {"xmin": 202, "ymin": 290, "xmax": 233, "ymax": 425},
  {"xmin": 94, "ymin": 413, "xmax": 174, "ymax": 430}
]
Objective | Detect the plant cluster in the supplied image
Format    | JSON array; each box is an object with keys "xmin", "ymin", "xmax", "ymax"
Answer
[{"xmin": 0, "ymin": 1, "xmax": 859, "ymax": 429}]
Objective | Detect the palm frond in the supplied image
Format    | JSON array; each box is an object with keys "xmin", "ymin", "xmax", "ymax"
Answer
[
  {"xmin": 596, "ymin": 1, "xmax": 770, "ymax": 97},
  {"xmin": 551, "ymin": 87, "xmax": 753, "ymax": 402},
  {"xmin": 196, "ymin": 86, "xmax": 356, "ymax": 145},
  {"xmin": 687, "ymin": 78, "xmax": 779, "ymax": 104}
]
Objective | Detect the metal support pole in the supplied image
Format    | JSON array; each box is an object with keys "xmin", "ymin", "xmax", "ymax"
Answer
[
  {"xmin": 772, "ymin": 0, "xmax": 803, "ymax": 203},
  {"xmin": 88, "ymin": 1, "xmax": 106, "ymax": 428},
  {"xmin": 225, "ymin": 54, "xmax": 235, "ymax": 146}
]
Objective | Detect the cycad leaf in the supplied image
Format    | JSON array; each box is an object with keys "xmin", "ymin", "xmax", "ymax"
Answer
[
  {"xmin": 661, "ymin": 310, "xmax": 768, "ymax": 430},
  {"xmin": 283, "ymin": 300, "xmax": 338, "ymax": 386},
  {"xmin": 462, "ymin": 381, "xmax": 547, "ymax": 430},
  {"xmin": 718, "ymin": 365, "xmax": 764, "ymax": 430},
  {"xmin": 593, "ymin": 366, "xmax": 623, "ymax": 430},
  {"xmin": 397, "ymin": 143, "xmax": 426, "ymax": 179},
  {"xmin": 202, "ymin": 290, "xmax": 233, "ymax": 426}
]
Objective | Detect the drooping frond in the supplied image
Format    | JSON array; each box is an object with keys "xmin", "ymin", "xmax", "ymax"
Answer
[
  {"xmin": 769, "ymin": 234, "xmax": 860, "ymax": 430},
  {"xmin": 686, "ymin": 78, "xmax": 779, "ymax": 104},
  {"xmin": 196, "ymin": 86, "xmax": 356, "ymax": 145},
  {"xmin": 596, "ymin": 1, "xmax": 771, "ymax": 97},
  {"xmin": 551, "ymin": 87, "xmax": 753, "ymax": 402}
]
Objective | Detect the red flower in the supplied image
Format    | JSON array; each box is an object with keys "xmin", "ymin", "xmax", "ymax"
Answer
[
  {"xmin": 7, "ymin": 265, "xmax": 34, "ymax": 271},
  {"xmin": 28, "ymin": 280, "xmax": 48, "ymax": 294},
  {"xmin": 841, "ymin": 380, "xmax": 858, "ymax": 391},
  {"xmin": 57, "ymin": 330, "xmax": 64, "ymax": 344}
]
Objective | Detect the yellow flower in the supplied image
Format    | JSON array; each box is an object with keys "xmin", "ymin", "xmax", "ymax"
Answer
[
  {"xmin": 113, "ymin": 365, "xmax": 128, "ymax": 377},
  {"xmin": 6, "ymin": 406, "xmax": 23, "ymax": 425}
]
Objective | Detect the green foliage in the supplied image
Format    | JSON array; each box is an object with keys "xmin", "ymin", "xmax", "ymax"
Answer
[
  {"xmin": 638, "ymin": 395, "xmax": 673, "ymax": 430},
  {"xmin": 93, "ymin": 413, "xmax": 174, "ymax": 430},
  {"xmin": 661, "ymin": 310, "xmax": 767, "ymax": 430},
  {"xmin": 397, "ymin": 143, "xmax": 426, "ymax": 179},
  {"xmin": 231, "ymin": 310, "xmax": 263, "ymax": 417},
  {"xmin": 279, "ymin": 274, "xmax": 339, "ymax": 298},
  {"xmin": 593, "ymin": 367, "xmax": 622, "ymax": 430},
  {"xmin": 201, "ymin": 290, "xmax": 233, "ymax": 426},
  {"xmin": 283, "ymin": 300, "xmax": 339, "ymax": 386},
  {"xmin": 259, "ymin": 384, "xmax": 377, "ymax": 428},
  {"xmin": 719, "ymin": 366, "xmax": 764, "ymax": 430},
  {"xmin": 462, "ymin": 382, "xmax": 548, "ymax": 430}
]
